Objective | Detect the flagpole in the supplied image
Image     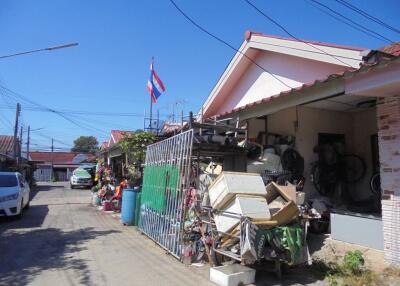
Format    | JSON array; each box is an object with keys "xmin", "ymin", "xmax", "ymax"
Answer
[
  {"xmin": 149, "ymin": 56, "xmax": 154, "ymax": 132},
  {"xmin": 150, "ymin": 93, "xmax": 153, "ymax": 131}
]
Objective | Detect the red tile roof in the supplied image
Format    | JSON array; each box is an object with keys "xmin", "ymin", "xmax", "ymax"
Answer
[
  {"xmin": 110, "ymin": 130, "xmax": 133, "ymax": 145},
  {"xmin": 30, "ymin": 151, "xmax": 95, "ymax": 164},
  {"xmin": 245, "ymin": 31, "xmax": 365, "ymax": 51},
  {"xmin": 0, "ymin": 135, "xmax": 14, "ymax": 157},
  {"xmin": 379, "ymin": 42, "xmax": 400, "ymax": 56},
  {"xmin": 100, "ymin": 141, "xmax": 108, "ymax": 150},
  {"xmin": 214, "ymin": 56, "xmax": 399, "ymax": 119}
]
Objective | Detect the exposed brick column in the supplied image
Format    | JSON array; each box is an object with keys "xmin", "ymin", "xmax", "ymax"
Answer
[{"xmin": 377, "ymin": 95, "xmax": 400, "ymax": 265}]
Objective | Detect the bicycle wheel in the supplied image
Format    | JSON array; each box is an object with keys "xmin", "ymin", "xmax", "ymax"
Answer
[
  {"xmin": 311, "ymin": 163, "xmax": 322, "ymax": 194},
  {"xmin": 311, "ymin": 162, "xmax": 337, "ymax": 195},
  {"xmin": 370, "ymin": 173, "xmax": 381, "ymax": 198},
  {"xmin": 342, "ymin": 154, "xmax": 366, "ymax": 183}
]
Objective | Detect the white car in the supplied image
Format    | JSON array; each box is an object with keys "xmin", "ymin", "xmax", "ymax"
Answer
[
  {"xmin": 0, "ymin": 172, "xmax": 30, "ymax": 218},
  {"xmin": 70, "ymin": 168, "xmax": 93, "ymax": 189}
]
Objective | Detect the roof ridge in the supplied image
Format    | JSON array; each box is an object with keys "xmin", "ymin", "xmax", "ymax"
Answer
[{"xmin": 245, "ymin": 30, "xmax": 366, "ymax": 51}]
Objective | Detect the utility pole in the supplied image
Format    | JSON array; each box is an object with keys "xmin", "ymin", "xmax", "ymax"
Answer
[
  {"xmin": 51, "ymin": 138, "xmax": 54, "ymax": 180},
  {"xmin": 26, "ymin": 126, "xmax": 30, "ymax": 160},
  {"xmin": 13, "ymin": 103, "xmax": 21, "ymax": 159},
  {"xmin": 18, "ymin": 126, "xmax": 23, "ymax": 166}
]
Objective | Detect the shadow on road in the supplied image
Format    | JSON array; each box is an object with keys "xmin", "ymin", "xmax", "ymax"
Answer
[
  {"xmin": 0, "ymin": 227, "xmax": 120, "ymax": 286},
  {"xmin": 0, "ymin": 205, "xmax": 49, "ymax": 231}
]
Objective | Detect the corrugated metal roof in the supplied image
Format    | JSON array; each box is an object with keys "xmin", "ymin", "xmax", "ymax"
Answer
[{"xmin": 0, "ymin": 135, "xmax": 14, "ymax": 156}]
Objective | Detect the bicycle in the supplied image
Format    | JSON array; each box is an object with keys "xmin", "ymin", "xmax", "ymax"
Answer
[
  {"xmin": 311, "ymin": 144, "xmax": 366, "ymax": 195},
  {"xmin": 370, "ymin": 172, "xmax": 381, "ymax": 199}
]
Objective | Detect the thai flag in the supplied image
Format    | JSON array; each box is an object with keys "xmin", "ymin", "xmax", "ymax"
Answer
[{"xmin": 147, "ymin": 62, "xmax": 165, "ymax": 103}]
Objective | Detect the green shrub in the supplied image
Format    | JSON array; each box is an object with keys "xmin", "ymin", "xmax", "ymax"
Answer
[{"xmin": 343, "ymin": 250, "xmax": 364, "ymax": 275}]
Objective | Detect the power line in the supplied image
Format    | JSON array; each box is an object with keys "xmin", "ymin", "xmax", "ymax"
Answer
[
  {"xmin": 243, "ymin": 0, "xmax": 353, "ymax": 67},
  {"xmin": 308, "ymin": 0, "xmax": 394, "ymax": 44},
  {"xmin": 168, "ymin": 0, "xmax": 293, "ymax": 89},
  {"xmin": 334, "ymin": 0, "xmax": 400, "ymax": 35},
  {"xmin": 0, "ymin": 106, "xmax": 152, "ymax": 117},
  {"xmin": 33, "ymin": 132, "xmax": 72, "ymax": 147},
  {"xmin": 0, "ymin": 84, "xmax": 109, "ymax": 136},
  {"xmin": 305, "ymin": 0, "xmax": 391, "ymax": 43}
]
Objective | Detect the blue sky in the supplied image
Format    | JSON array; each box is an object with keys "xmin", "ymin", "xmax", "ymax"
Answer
[{"xmin": 0, "ymin": 0, "xmax": 399, "ymax": 150}]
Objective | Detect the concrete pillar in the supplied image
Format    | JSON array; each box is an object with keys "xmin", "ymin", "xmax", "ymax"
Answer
[{"xmin": 377, "ymin": 95, "xmax": 400, "ymax": 265}]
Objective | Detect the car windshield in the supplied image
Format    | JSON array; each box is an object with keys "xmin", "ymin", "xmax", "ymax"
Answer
[
  {"xmin": 74, "ymin": 169, "xmax": 90, "ymax": 177},
  {"xmin": 0, "ymin": 174, "xmax": 18, "ymax": 188}
]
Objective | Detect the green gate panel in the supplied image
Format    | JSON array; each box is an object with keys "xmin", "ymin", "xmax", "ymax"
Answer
[{"xmin": 141, "ymin": 165, "xmax": 179, "ymax": 212}]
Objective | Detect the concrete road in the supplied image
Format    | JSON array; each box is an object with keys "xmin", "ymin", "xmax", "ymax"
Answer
[{"xmin": 0, "ymin": 182, "xmax": 214, "ymax": 286}]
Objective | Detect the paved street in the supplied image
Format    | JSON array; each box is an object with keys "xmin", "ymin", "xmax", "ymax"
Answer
[{"xmin": 0, "ymin": 182, "xmax": 214, "ymax": 286}]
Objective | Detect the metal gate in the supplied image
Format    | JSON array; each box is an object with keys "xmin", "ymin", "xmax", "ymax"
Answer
[{"xmin": 139, "ymin": 129, "xmax": 193, "ymax": 258}]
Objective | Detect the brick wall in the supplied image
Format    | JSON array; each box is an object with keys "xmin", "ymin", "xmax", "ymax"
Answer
[{"xmin": 377, "ymin": 95, "xmax": 400, "ymax": 265}]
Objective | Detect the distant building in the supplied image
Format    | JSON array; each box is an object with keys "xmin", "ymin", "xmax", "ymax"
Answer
[
  {"xmin": 100, "ymin": 130, "xmax": 134, "ymax": 179},
  {"xmin": 0, "ymin": 135, "xmax": 16, "ymax": 171},
  {"xmin": 30, "ymin": 151, "xmax": 95, "ymax": 181}
]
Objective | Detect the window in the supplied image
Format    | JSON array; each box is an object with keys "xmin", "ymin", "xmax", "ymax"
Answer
[{"xmin": 0, "ymin": 174, "xmax": 18, "ymax": 188}]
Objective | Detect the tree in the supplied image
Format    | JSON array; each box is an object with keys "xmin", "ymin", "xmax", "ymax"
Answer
[
  {"xmin": 71, "ymin": 136, "xmax": 99, "ymax": 153},
  {"xmin": 119, "ymin": 132, "xmax": 155, "ymax": 165}
]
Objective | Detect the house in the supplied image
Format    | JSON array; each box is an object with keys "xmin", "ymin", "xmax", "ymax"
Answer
[
  {"xmin": 199, "ymin": 31, "xmax": 400, "ymax": 265},
  {"xmin": 31, "ymin": 151, "xmax": 95, "ymax": 181},
  {"xmin": 100, "ymin": 130, "xmax": 134, "ymax": 179},
  {"xmin": 0, "ymin": 135, "xmax": 16, "ymax": 171}
]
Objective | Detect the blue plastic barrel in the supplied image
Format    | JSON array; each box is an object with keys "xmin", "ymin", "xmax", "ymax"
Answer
[{"xmin": 121, "ymin": 187, "xmax": 140, "ymax": 225}]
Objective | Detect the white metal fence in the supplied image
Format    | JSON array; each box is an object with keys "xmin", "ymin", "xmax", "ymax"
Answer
[{"xmin": 139, "ymin": 129, "xmax": 194, "ymax": 258}]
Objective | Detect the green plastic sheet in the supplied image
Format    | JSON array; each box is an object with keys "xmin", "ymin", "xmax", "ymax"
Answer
[{"xmin": 141, "ymin": 165, "xmax": 180, "ymax": 212}]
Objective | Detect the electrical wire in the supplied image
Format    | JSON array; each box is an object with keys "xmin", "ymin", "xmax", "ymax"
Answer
[
  {"xmin": 243, "ymin": 0, "xmax": 354, "ymax": 67},
  {"xmin": 0, "ymin": 106, "xmax": 154, "ymax": 117},
  {"xmin": 0, "ymin": 84, "xmax": 109, "ymax": 136},
  {"xmin": 334, "ymin": 0, "xmax": 400, "ymax": 35},
  {"xmin": 0, "ymin": 116, "xmax": 12, "ymax": 130},
  {"xmin": 308, "ymin": 0, "xmax": 394, "ymax": 44},
  {"xmin": 168, "ymin": 0, "xmax": 293, "ymax": 89},
  {"xmin": 305, "ymin": 1, "xmax": 391, "ymax": 43}
]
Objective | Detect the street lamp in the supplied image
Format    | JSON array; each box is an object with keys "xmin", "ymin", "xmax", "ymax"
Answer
[{"xmin": 0, "ymin": 43, "xmax": 78, "ymax": 59}]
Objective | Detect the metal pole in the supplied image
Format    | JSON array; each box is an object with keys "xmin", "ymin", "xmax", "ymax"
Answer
[
  {"xmin": 143, "ymin": 108, "xmax": 146, "ymax": 131},
  {"xmin": 51, "ymin": 138, "xmax": 54, "ymax": 181},
  {"xmin": 26, "ymin": 126, "xmax": 30, "ymax": 160},
  {"xmin": 0, "ymin": 43, "xmax": 78, "ymax": 59},
  {"xmin": 157, "ymin": 109, "xmax": 159, "ymax": 135},
  {"xmin": 182, "ymin": 111, "xmax": 184, "ymax": 133},
  {"xmin": 13, "ymin": 103, "xmax": 21, "ymax": 159},
  {"xmin": 149, "ymin": 56, "xmax": 154, "ymax": 132},
  {"xmin": 150, "ymin": 97, "xmax": 153, "ymax": 131},
  {"xmin": 19, "ymin": 126, "xmax": 23, "ymax": 166},
  {"xmin": 188, "ymin": 111, "xmax": 192, "ymax": 130}
]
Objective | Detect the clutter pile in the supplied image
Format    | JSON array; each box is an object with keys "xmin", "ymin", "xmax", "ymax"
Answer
[
  {"xmin": 91, "ymin": 162, "xmax": 141, "ymax": 225},
  {"xmin": 131, "ymin": 115, "xmax": 317, "ymax": 283},
  {"xmin": 187, "ymin": 171, "xmax": 310, "ymax": 276}
]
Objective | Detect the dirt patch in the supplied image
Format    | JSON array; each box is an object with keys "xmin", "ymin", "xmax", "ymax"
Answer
[{"xmin": 308, "ymin": 233, "xmax": 386, "ymax": 272}]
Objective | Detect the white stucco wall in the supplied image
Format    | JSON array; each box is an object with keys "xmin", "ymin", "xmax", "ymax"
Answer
[{"xmin": 215, "ymin": 52, "xmax": 349, "ymax": 116}]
